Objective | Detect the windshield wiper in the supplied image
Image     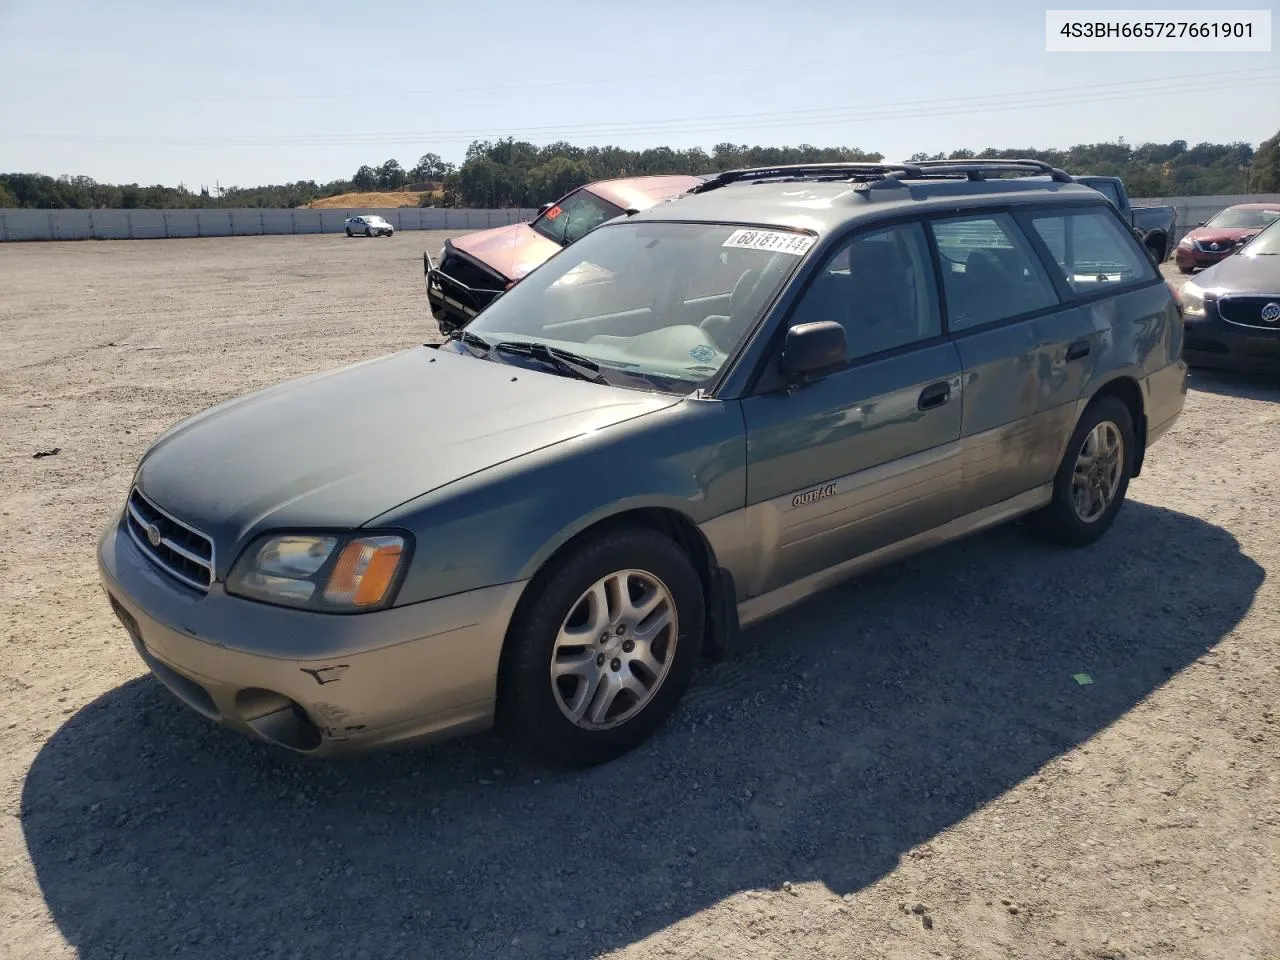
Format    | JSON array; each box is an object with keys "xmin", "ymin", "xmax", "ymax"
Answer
[
  {"xmin": 445, "ymin": 329, "xmax": 493, "ymax": 357},
  {"xmin": 494, "ymin": 340, "xmax": 610, "ymax": 384}
]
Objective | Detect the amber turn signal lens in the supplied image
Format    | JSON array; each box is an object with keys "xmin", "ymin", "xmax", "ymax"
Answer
[{"xmin": 322, "ymin": 536, "xmax": 404, "ymax": 607}]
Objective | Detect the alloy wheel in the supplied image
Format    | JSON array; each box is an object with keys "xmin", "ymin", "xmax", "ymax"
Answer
[{"xmin": 549, "ymin": 569, "xmax": 678, "ymax": 730}]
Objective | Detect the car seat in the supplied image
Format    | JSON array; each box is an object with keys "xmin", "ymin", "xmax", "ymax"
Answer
[
  {"xmin": 845, "ymin": 240, "xmax": 915, "ymax": 356},
  {"xmin": 699, "ymin": 268, "xmax": 763, "ymax": 353}
]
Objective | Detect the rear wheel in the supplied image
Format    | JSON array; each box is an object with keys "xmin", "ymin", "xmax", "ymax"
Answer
[
  {"xmin": 499, "ymin": 528, "xmax": 704, "ymax": 767},
  {"xmin": 1028, "ymin": 396, "xmax": 1135, "ymax": 548}
]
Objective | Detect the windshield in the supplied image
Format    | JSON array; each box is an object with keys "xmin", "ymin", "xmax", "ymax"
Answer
[
  {"xmin": 365, "ymin": 216, "xmax": 387, "ymax": 224},
  {"xmin": 456, "ymin": 221, "xmax": 812, "ymax": 393},
  {"xmin": 1206, "ymin": 206, "xmax": 1280, "ymax": 230},
  {"xmin": 1241, "ymin": 217, "xmax": 1280, "ymax": 256},
  {"xmin": 530, "ymin": 187, "xmax": 626, "ymax": 247}
]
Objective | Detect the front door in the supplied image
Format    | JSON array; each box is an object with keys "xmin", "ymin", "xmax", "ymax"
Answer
[{"xmin": 738, "ymin": 220, "xmax": 965, "ymax": 597}]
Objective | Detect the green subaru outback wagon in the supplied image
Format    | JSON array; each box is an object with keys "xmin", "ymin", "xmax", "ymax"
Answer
[{"xmin": 99, "ymin": 160, "xmax": 1188, "ymax": 767}]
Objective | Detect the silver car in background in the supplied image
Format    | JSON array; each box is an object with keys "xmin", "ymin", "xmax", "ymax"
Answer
[{"xmin": 345, "ymin": 215, "xmax": 394, "ymax": 238}]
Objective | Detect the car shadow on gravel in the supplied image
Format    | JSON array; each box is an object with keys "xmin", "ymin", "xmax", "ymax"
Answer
[
  {"xmin": 22, "ymin": 502, "xmax": 1262, "ymax": 960},
  {"xmin": 1187, "ymin": 366, "xmax": 1280, "ymax": 401}
]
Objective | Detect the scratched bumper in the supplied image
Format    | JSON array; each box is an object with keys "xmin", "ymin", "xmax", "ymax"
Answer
[{"xmin": 97, "ymin": 518, "xmax": 527, "ymax": 757}]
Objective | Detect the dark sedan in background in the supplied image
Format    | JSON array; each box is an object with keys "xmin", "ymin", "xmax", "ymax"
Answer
[
  {"xmin": 1175, "ymin": 203, "xmax": 1280, "ymax": 273},
  {"xmin": 1180, "ymin": 217, "xmax": 1280, "ymax": 373}
]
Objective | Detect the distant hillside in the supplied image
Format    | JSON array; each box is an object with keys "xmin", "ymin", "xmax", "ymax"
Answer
[{"xmin": 306, "ymin": 190, "xmax": 440, "ymax": 209}]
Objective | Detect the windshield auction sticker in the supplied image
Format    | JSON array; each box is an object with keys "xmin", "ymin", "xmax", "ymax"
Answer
[{"xmin": 722, "ymin": 229, "xmax": 817, "ymax": 255}]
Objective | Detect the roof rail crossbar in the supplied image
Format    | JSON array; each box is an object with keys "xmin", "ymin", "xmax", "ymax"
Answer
[
  {"xmin": 690, "ymin": 162, "xmax": 924, "ymax": 193},
  {"xmin": 909, "ymin": 158, "xmax": 1074, "ymax": 183}
]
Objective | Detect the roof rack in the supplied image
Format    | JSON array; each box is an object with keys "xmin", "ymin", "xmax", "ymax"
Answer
[
  {"xmin": 688, "ymin": 158, "xmax": 1073, "ymax": 194},
  {"xmin": 910, "ymin": 158, "xmax": 1074, "ymax": 183},
  {"xmin": 689, "ymin": 163, "xmax": 923, "ymax": 193}
]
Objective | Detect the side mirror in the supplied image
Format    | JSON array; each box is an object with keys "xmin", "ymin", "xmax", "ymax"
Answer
[
  {"xmin": 780, "ymin": 321, "xmax": 846, "ymax": 383},
  {"xmin": 1196, "ymin": 220, "xmax": 1206, "ymax": 227}
]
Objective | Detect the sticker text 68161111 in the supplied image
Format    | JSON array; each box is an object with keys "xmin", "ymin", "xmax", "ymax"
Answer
[{"xmin": 722, "ymin": 228, "xmax": 817, "ymax": 256}]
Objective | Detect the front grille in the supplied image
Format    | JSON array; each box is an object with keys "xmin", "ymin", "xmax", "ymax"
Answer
[
  {"xmin": 1195, "ymin": 238, "xmax": 1240, "ymax": 253},
  {"xmin": 1219, "ymin": 296, "xmax": 1280, "ymax": 330},
  {"xmin": 124, "ymin": 487, "xmax": 215, "ymax": 592},
  {"xmin": 439, "ymin": 250, "xmax": 507, "ymax": 293}
]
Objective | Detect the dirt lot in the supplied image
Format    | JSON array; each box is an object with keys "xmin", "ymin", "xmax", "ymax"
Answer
[{"xmin": 1, "ymin": 234, "xmax": 1277, "ymax": 960}]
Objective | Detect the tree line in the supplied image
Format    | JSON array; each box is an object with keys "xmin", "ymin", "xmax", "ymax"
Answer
[{"xmin": 3, "ymin": 133, "xmax": 1277, "ymax": 210}]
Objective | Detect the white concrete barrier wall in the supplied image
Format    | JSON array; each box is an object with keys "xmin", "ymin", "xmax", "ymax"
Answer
[
  {"xmin": 4, "ymin": 196, "xmax": 1280, "ymax": 243},
  {"xmin": 0, "ymin": 207, "xmax": 539, "ymax": 241}
]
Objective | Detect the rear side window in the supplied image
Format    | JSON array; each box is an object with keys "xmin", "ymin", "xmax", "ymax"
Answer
[
  {"xmin": 929, "ymin": 214, "xmax": 1059, "ymax": 332},
  {"xmin": 1026, "ymin": 209, "xmax": 1157, "ymax": 297}
]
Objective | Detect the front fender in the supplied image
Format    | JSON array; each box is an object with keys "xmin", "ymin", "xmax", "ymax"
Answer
[{"xmin": 369, "ymin": 399, "xmax": 748, "ymax": 606}]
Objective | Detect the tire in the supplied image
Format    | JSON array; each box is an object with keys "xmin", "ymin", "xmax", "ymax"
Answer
[
  {"xmin": 1028, "ymin": 395, "xmax": 1135, "ymax": 548},
  {"xmin": 365, "ymin": 228, "xmax": 373, "ymax": 238},
  {"xmin": 499, "ymin": 527, "xmax": 705, "ymax": 767},
  {"xmin": 345, "ymin": 228, "xmax": 353, "ymax": 237},
  {"xmin": 1146, "ymin": 241, "xmax": 1164, "ymax": 265}
]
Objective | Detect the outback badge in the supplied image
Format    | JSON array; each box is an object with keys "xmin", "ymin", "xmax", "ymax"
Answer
[{"xmin": 792, "ymin": 483, "xmax": 837, "ymax": 508}]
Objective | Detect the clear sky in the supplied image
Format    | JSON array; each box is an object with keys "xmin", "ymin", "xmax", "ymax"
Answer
[{"xmin": 2, "ymin": 0, "xmax": 1277, "ymax": 189}]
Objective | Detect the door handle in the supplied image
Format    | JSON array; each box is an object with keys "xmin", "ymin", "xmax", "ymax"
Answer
[
  {"xmin": 917, "ymin": 381, "xmax": 951, "ymax": 411},
  {"xmin": 1066, "ymin": 339, "xmax": 1091, "ymax": 361}
]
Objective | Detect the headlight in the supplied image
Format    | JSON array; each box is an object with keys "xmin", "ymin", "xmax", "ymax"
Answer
[
  {"xmin": 1181, "ymin": 281, "xmax": 1206, "ymax": 318},
  {"xmin": 1178, "ymin": 237, "xmax": 1193, "ymax": 249},
  {"xmin": 227, "ymin": 532, "xmax": 410, "ymax": 611}
]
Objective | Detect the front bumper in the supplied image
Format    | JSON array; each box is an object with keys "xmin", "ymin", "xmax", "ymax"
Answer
[
  {"xmin": 423, "ymin": 252, "xmax": 505, "ymax": 335},
  {"xmin": 1174, "ymin": 245, "xmax": 1234, "ymax": 270},
  {"xmin": 1182, "ymin": 312, "xmax": 1280, "ymax": 374},
  {"xmin": 98, "ymin": 518, "xmax": 528, "ymax": 757}
]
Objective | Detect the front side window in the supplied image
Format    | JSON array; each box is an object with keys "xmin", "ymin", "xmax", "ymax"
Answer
[
  {"xmin": 457, "ymin": 221, "xmax": 809, "ymax": 392},
  {"xmin": 930, "ymin": 213, "xmax": 1059, "ymax": 331},
  {"xmin": 1027, "ymin": 208, "xmax": 1157, "ymax": 296},
  {"xmin": 788, "ymin": 221, "xmax": 941, "ymax": 360},
  {"xmin": 1206, "ymin": 206, "xmax": 1280, "ymax": 230},
  {"xmin": 530, "ymin": 187, "xmax": 625, "ymax": 247}
]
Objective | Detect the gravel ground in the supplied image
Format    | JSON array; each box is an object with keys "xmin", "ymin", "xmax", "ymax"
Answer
[{"xmin": 1, "ymin": 234, "xmax": 1277, "ymax": 960}]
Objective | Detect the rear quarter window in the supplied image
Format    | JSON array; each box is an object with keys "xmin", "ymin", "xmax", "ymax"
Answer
[{"xmin": 1024, "ymin": 208, "xmax": 1157, "ymax": 298}]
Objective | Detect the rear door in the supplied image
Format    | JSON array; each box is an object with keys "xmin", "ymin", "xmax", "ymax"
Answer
[
  {"xmin": 738, "ymin": 219, "xmax": 964, "ymax": 597},
  {"xmin": 926, "ymin": 211, "xmax": 1072, "ymax": 514},
  {"xmin": 1018, "ymin": 202, "xmax": 1169, "ymax": 396}
]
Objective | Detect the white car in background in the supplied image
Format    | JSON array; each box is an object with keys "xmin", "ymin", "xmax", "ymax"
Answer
[{"xmin": 344, "ymin": 215, "xmax": 394, "ymax": 238}]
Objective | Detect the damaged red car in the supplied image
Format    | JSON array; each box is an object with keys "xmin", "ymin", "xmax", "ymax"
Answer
[
  {"xmin": 424, "ymin": 174, "xmax": 704, "ymax": 334},
  {"xmin": 1175, "ymin": 202, "xmax": 1280, "ymax": 273}
]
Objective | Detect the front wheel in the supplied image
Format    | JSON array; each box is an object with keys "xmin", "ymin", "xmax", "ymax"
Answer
[
  {"xmin": 499, "ymin": 528, "xmax": 705, "ymax": 767},
  {"xmin": 365, "ymin": 228, "xmax": 373, "ymax": 238},
  {"xmin": 1028, "ymin": 396, "xmax": 1135, "ymax": 548},
  {"xmin": 345, "ymin": 228, "xmax": 353, "ymax": 237}
]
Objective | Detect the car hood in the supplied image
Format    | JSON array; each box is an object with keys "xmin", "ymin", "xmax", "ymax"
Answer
[
  {"xmin": 1187, "ymin": 227, "xmax": 1259, "ymax": 246},
  {"xmin": 134, "ymin": 347, "xmax": 678, "ymax": 571},
  {"xmin": 449, "ymin": 222, "xmax": 562, "ymax": 281},
  {"xmin": 1195, "ymin": 251, "xmax": 1280, "ymax": 296}
]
